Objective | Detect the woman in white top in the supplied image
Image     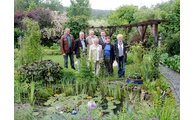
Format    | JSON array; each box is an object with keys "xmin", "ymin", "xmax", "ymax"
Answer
[{"xmin": 89, "ymin": 38, "xmax": 103, "ymax": 75}]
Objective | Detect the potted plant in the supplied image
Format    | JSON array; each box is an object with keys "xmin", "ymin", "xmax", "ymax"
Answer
[{"xmin": 126, "ymin": 65, "xmax": 143, "ymax": 84}]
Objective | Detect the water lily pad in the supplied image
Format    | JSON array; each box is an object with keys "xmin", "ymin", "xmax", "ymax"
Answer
[
  {"xmin": 32, "ymin": 112, "xmax": 39, "ymax": 116},
  {"xmin": 112, "ymin": 100, "xmax": 121, "ymax": 104},
  {"xmin": 108, "ymin": 105, "xmax": 117, "ymax": 110}
]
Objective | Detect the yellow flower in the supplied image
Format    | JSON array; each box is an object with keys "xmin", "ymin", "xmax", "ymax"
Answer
[
  {"xmin": 87, "ymin": 96, "xmax": 92, "ymax": 99},
  {"xmin": 54, "ymin": 94, "xmax": 59, "ymax": 97},
  {"xmin": 106, "ymin": 97, "xmax": 114, "ymax": 101}
]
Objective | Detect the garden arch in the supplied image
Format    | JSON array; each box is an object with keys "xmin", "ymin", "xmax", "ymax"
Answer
[{"xmin": 83, "ymin": 19, "xmax": 168, "ymax": 47}]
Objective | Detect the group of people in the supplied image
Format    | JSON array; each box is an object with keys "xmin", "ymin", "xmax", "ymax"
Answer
[{"xmin": 60, "ymin": 28, "xmax": 129, "ymax": 78}]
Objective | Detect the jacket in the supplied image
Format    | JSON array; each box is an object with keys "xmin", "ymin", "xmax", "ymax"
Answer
[
  {"xmin": 74, "ymin": 38, "xmax": 87, "ymax": 58},
  {"xmin": 89, "ymin": 44, "xmax": 103, "ymax": 62},
  {"xmin": 102, "ymin": 43, "xmax": 115, "ymax": 64},
  {"xmin": 114, "ymin": 41, "xmax": 129, "ymax": 58},
  {"xmin": 99, "ymin": 37, "xmax": 106, "ymax": 46},
  {"xmin": 60, "ymin": 34, "xmax": 74, "ymax": 54}
]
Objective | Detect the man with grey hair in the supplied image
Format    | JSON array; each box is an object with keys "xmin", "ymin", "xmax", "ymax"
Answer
[
  {"xmin": 114, "ymin": 34, "xmax": 129, "ymax": 78},
  {"xmin": 60, "ymin": 27, "xmax": 75, "ymax": 69},
  {"xmin": 86, "ymin": 29, "xmax": 98, "ymax": 49},
  {"xmin": 74, "ymin": 31, "xmax": 87, "ymax": 72}
]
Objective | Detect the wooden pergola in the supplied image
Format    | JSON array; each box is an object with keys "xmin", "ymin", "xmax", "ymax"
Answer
[{"xmin": 83, "ymin": 19, "xmax": 168, "ymax": 47}]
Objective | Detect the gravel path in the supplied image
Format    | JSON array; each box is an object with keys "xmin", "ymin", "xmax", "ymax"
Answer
[{"xmin": 159, "ymin": 64, "xmax": 180, "ymax": 107}]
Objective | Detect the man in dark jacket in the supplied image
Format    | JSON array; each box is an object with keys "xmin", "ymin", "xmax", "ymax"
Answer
[
  {"xmin": 103, "ymin": 36, "xmax": 115, "ymax": 77},
  {"xmin": 74, "ymin": 32, "xmax": 87, "ymax": 71},
  {"xmin": 99, "ymin": 30, "xmax": 106, "ymax": 46},
  {"xmin": 114, "ymin": 34, "xmax": 129, "ymax": 78},
  {"xmin": 60, "ymin": 28, "xmax": 75, "ymax": 69}
]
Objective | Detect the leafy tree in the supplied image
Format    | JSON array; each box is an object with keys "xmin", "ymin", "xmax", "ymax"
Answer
[
  {"xmin": 40, "ymin": 0, "xmax": 65, "ymax": 13},
  {"xmin": 67, "ymin": 0, "xmax": 92, "ymax": 19},
  {"xmin": 64, "ymin": 15, "xmax": 89, "ymax": 39},
  {"xmin": 14, "ymin": 10, "xmax": 26, "ymax": 29},
  {"xmin": 14, "ymin": 0, "xmax": 40, "ymax": 11},
  {"xmin": 20, "ymin": 18, "xmax": 42, "ymax": 64},
  {"xmin": 107, "ymin": 5, "xmax": 138, "ymax": 25},
  {"xmin": 133, "ymin": 7, "xmax": 162, "ymax": 22},
  {"xmin": 26, "ymin": 7, "xmax": 53, "ymax": 29},
  {"xmin": 14, "ymin": 0, "xmax": 65, "ymax": 12},
  {"xmin": 159, "ymin": 0, "xmax": 180, "ymax": 55},
  {"xmin": 40, "ymin": 11, "xmax": 68, "ymax": 46}
]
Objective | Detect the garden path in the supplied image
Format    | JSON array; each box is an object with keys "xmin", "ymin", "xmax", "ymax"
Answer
[{"xmin": 159, "ymin": 64, "xmax": 180, "ymax": 107}]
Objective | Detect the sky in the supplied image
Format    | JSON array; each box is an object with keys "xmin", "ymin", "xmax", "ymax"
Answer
[{"xmin": 62, "ymin": 0, "xmax": 170, "ymax": 10}]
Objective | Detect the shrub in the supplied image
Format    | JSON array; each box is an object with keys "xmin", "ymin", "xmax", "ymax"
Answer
[
  {"xmin": 20, "ymin": 18, "xmax": 42, "ymax": 64},
  {"xmin": 160, "ymin": 53, "xmax": 180, "ymax": 72},
  {"xmin": 126, "ymin": 52, "xmax": 134, "ymax": 64},
  {"xmin": 16, "ymin": 60, "xmax": 63, "ymax": 84}
]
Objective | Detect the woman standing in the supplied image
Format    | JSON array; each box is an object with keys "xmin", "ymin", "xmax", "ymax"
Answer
[
  {"xmin": 103, "ymin": 36, "xmax": 115, "ymax": 77},
  {"xmin": 89, "ymin": 38, "xmax": 103, "ymax": 75}
]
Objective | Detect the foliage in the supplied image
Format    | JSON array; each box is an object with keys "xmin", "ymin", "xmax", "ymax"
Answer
[
  {"xmin": 107, "ymin": 5, "xmax": 138, "ymax": 25},
  {"xmin": 14, "ymin": 28, "xmax": 24, "ymax": 48},
  {"xmin": 92, "ymin": 9, "xmax": 113, "ymax": 19},
  {"xmin": 88, "ymin": 19, "xmax": 110, "ymax": 27},
  {"xmin": 133, "ymin": 7, "xmax": 162, "ymax": 23},
  {"xmin": 14, "ymin": 0, "xmax": 65, "ymax": 12},
  {"xmin": 20, "ymin": 18, "xmax": 42, "ymax": 64},
  {"xmin": 162, "ymin": 31, "xmax": 180, "ymax": 56},
  {"xmin": 14, "ymin": 10, "xmax": 26, "ymax": 29},
  {"xmin": 126, "ymin": 52, "xmax": 134, "ymax": 64},
  {"xmin": 40, "ymin": 11, "xmax": 68, "ymax": 46},
  {"xmin": 149, "ymin": 48, "xmax": 161, "ymax": 80},
  {"xmin": 67, "ymin": 0, "xmax": 92, "ymax": 18},
  {"xmin": 75, "ymin": 50, "xmax": 98, "ymax": 96},
  {"xmin": 14, "ymin": 103, "xmax": 34, "ymax": 120},
  {"xmin": 40, "ymin": 0, "xmax": 65, "ymax": 13},
  {"xmin": 160, "ymin": 53, "xmax": 180, "ymax": 72},
  {"xmin": 26, "ymin": 7, "xmax": 53, "ymax": 29},
  {"xmin": 159, "ymin": 0, "xmax": 180, "ymax": 56},
  {"xmin": 16, "ymin": 60, "xmax": 63, "ymax": 83},
  {"xmin": 64, "ymin": 15, "xmax": 89, "ymax": 39}
]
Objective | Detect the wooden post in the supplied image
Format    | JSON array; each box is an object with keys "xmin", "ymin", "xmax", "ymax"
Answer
[
  {"xmin": 141, "ymin": 25, "xmax": 147, "ymax": 41},
  {"xmin": 136, "ymin": 26, "xmax": 147, "ymax": 41},
  {"xmin": 154, "ymin": 24, "xmax": 158, "ymax": 47},
  {"xmin": 85, "ymin": 27, "xmax": 88, "ymax": 37},
  {"xmin": 150, "ymin": 24, "xmax": 158, "ymax": 47}
]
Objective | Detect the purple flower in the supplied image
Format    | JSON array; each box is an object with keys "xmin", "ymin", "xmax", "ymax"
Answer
[
  {"xmin": 149, "ymin": 118, "xmax": 158, "ymax": 120},
  {"xmin": 143, "ymin": 115, "xmax": 147, "ymax": 119},
  {"xmin": 86, "ymin": 116, "xmax": 90, "ymax": 119},
  {"xmin": 89, "ymin": 118, "xmax": 93, "ymax": 120},
  {"xmin": 81, "ymin": 118, "xmax": 85, "ymax": 120},
  {"xmin": 87, "ymin": 107, "xmax": 91, "ymax": 110},
  {"xmin": 91, "ymin": 104, "xmax": 96, "ymax": 108},
  {"xmin": 134, "ymin": 116, "xmax": 138, "ymax": 120}
]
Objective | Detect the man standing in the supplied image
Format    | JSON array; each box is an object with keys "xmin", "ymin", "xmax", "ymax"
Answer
[
  {"xmin": 103, "ymin": 36, "xmax": 115, "ymax": 77},
  {"xmin": 114, "ymin": 34, "xmax": 129, "ymax": 78},
  {"xmin": 60, "ymin": 28, "xmax": 75, "ymax": 69},
  {"xmin": 74, "ymin": 31, "xmax": 87, "ymax": 72},
  {"xmin": 86, "ymin": 30, "xmax": 97, "ymax": 49},
  {"xmin": 99, "ymin": 30, "xmax": 106, "ymax": 46}
]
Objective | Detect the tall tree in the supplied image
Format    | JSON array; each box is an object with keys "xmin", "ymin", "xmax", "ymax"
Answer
[
  {"xmin": 65, "ymin": 0, "xmax": 91, "ymax": 38},
  {"xmin": 107, "ymin": 5, "xmax": 138, "ymax": 25},
  {"xmin": 67, "ymin": 0, "xmax": 92, "ymax": 18}
]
